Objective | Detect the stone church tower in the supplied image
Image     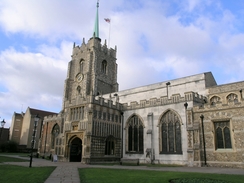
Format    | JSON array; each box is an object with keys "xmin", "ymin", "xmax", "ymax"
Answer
[
  {"xmin": 61, "ymin": 1, "xmax": 121, "ymax": 163},
  {"xmin": 63, "ymin": 1, "xmax": 118, "ymax": 103},
  {"xmin": 63, "ymin": 36, "xmax": 118, "ymax": 102},
  {"xmin": 39, "ymin": 2, "xmax": 122, "ymax": 163}
]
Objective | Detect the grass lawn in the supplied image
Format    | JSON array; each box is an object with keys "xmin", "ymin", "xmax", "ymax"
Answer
[
  {"xmin": 79, "ymin": 168, "xmax": 244, "ymax": 183},
  {"xmin": 0, "ymin": 152, "xmax": 31, "ymax": 159},
  {"xmin": 0, "ymin": 155, "xmax": 29, "ymax": 163},
  {"xmin": 0, "ymin": 152, "xmax": 29, "ymax": 155},
  {"xmin": 0, "ymin": 155, "xmax": 55, "ymax": 183},
  {"xmin": 0, "ymin": 165, "xmax": 55, "ymax": 183}
]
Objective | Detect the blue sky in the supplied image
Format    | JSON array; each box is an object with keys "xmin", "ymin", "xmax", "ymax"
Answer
[{"xmin": 1, "ymin": 0, "xmax": 244, "ymax": 127}]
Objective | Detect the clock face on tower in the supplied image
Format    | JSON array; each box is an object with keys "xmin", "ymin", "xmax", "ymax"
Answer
[{"xmin": 76, "ymin": 73, "xmax": 83, "ymax": 82}]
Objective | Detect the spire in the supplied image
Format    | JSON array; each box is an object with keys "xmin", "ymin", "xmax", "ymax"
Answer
[{"xmin": 93, "ymin": 0, "xmax": 99, "ymax": 38}]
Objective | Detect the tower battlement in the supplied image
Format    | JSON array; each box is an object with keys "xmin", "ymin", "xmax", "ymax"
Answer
[
  {"xmin": 44, "ymin": 113, "xmax": 62, "ymax": 121},
  {"xmin": 72, "ymin": 37, "xmax": 116, "ymax": 59},
  {"xmin": 92, "ymin": 95, "xmax": 123, "ymax": 110},
  {"xmin": 122, "ymin": 91, "xmax": 206, "ymax": 110}
]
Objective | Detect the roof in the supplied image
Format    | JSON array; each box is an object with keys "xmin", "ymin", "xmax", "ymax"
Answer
[{"xmin": 29, "ymin": 107, "xmax": 58, "ymax": 118}]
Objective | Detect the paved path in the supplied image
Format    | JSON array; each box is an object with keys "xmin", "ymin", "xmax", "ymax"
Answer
[
  {"xmin": 44, "ymin": 164, "xmax": 80, "ymax": 183},
  {"xmin": 1, "ymin": 155, "xmax": 244, "ymax": 183}
]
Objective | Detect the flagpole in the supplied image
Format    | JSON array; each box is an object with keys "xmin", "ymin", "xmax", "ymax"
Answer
[
  {"xmin": 108, "ymin": 19, "xmax": 111, "ymax": 48},
  {"xmin": 104, "ymin": 18, "xmax": 111, "ymax": 48}
]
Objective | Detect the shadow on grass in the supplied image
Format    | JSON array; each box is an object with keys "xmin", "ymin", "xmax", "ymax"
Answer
[
  {"xmin": 91, "ymin": 162, "xmax": 184, "ymax": 167},
  {"xmin": 169, "ymin": 178, "xmax": 230, "ymax": 183},
  {"xmin": 0, "ymin": 155, "xmax": 29, "ymax": 163},
  {"xmin": 0, "ymin": 165, "xmax": 55, "ymax": 183},
  {"xmin": 79, "ymin": 168, "xmax": 244, "ymax": 183}
]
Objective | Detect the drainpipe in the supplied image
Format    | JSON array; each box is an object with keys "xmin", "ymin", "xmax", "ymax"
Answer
[
  {"xmin": 166, "ymin": 82, "xmax": 171, "ymax": 98},
  {"xmin": 200, "ymin": 114, "xmax": 207, "ymax": 166},
  {"xmin": 184, "ymin": 102, "xmax": 188, "ymax": 125},
  {"xmin": 120, "ymin": 112, "xmax": 124, "ymax": 161},
  {"xmin": 44, "ymin": 122, "xmax": 48, "ymax": 158},
  {"xmin": 148, "ymin": 113, "xmax": 154, "ymax": 164}
]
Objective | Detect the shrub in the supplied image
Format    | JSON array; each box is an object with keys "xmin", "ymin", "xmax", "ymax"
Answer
[{"xmin": 0, "ymin": 141, "xmax": 18, "ymax": 152}]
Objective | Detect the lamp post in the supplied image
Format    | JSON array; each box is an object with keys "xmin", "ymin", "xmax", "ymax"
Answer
[
  {"xmin": 43, "ymin": 122, "xmax": 48, "ymax": 159},
  {"xmin": 0, "ymin": 119, "xmax": 6, "ymax": 142},
  {"xmin": 29, "ymin": 114, "xmax": 40, "ymax": 168},
  {"xmin": 200, "ymin": 114, "xmax": 207, "ymax": 166}
]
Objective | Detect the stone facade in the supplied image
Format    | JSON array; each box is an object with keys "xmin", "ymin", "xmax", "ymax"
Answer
[
  {"xmin": 112, "ymin": 73, "xmax": 215, "ymax": 166},
  {"xmin": 39, "ymin": 113, "xmax": 63, "ymax": 159},
  {"xmin": 9, "ymin": 112, "xmax": 23, "ymax": 144},
  {"xmin": 190, "ymin": 82, "xmax": 244, "ymax": 168},
  {"xmin": 38, "ymin": 33, "xmax": 244, "ymax": 168},
  {"xmin": 39, "ymin": 36, "xmax": 121, "ymax": 163},
  {"xmin": 37, "ymin": 6, "xmax": 244, "ymax": 167},
  {"xmin": 10, "ymin": 107, "xmax": 57, "ymax": 150}
]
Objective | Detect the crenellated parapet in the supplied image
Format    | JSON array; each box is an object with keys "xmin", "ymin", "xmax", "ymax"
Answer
[
  {"xmin": 72, "ymin": 37, "xmax": 116, "ymax": 59},
  {"xmin": 194, "ymin": 99, "xmax": 244, "ymax": 111},
  {"xmin": 123, "ymin": 92, "xmax": 206, "ymax": 110},
  {"xmin": 44, "ymin": 113, "xmax": 63, "ymax": 121},
  {"xmin": 92, "ymin": 95, "xmax": 123, "ymax": 110}
]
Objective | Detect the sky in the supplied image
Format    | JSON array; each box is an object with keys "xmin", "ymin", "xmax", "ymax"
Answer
[{"xmin": 1, "ymin": 0, "xmax": 244, "ymax": 128}]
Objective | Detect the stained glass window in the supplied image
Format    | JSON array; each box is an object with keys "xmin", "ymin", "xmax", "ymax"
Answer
[
  {"xmin": 127, "ymin": 115, "xmax": 144, "ymax": 153},
  {"xmin": 160, "ymin": 110, "xmax": 182, "ymax": 154},
  {"xmin": 214, "ymin": 121, "xmax": 232, "ymax": 149}
]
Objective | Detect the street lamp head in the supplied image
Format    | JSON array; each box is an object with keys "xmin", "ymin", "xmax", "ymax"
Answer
[
  {"xmin": 29, "ymin": 114, "xmax": 40, "ymax": 168},
  {"xmin": 1, "ymin": 119, "xmax": 6, "ymax": 128},
  {"xmin": 34, "ymin": 114, "xmax": 40, "ymax": 126},
  {"xmin": 184, "ymin": 102, "xmax": 188, "ymax": 109},
  {"xmin": 34, "ymin": 114, "xmax": 40, "ymax": 122}
]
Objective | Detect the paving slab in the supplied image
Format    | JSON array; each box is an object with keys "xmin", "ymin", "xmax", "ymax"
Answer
[{"xmin": 45, "ymin": 165, "xmax": 80, "ymax": 183}]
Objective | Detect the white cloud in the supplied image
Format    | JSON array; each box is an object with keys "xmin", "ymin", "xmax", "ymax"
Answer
[
  {"xmin": 0, "ymin": 42, "xmax": 70, "ymax": 127},
  {"xmin": 0, "ymin": 0, "xmax": 93, "ymax": 40},
  {"xmin": 185, "ymin": 0, "xmax": 202, "ymax": 12},
  {"xmin": 0, "ymin": 0, "xmax": 126, "ymax": 41},
  {"xmin": 1, "ymin": 0, "xmax": 244, "ymax": 127}
]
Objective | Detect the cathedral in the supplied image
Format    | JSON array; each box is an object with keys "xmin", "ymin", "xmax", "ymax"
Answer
[{"xmin": 38, "ymin": 2, "xmax": 244, "ymax": 168}]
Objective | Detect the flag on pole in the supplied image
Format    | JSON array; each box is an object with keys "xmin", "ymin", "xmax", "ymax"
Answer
[
  {"xmin": 104, "ymin": 18, "xmax": 111, "ymax": 48},
  {"xmin": 104, "ymin": 18, "xmax": 111, "ymax": 23}
]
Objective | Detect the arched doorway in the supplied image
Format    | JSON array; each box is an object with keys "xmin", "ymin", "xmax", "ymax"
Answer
[{"xmin": 69, "ymin": 137, "xmax": 82, "ymax": 162}]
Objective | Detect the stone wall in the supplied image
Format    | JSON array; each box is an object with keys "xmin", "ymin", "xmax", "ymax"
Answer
[{"xmin": 192, "ymin": 83, "xmax": 244, "ymax": 168}]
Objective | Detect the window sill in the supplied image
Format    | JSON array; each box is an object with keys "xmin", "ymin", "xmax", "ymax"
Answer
[
  {"xmin": 104, "ymin": 155, "xmax": 116, "ymax": 157},
  {"xmin": 214, "ymin": 149, "xmax": 234, "ymax": 153},
  {"xmin": 126, "ymin": 151, "xmax": 144, "ymax": 154},
  {"xmin": 160, "ymin": 151, "xmax": 183, "ymax": 155}
]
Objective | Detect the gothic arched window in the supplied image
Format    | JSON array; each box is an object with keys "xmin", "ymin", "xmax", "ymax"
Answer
[
  {"xmin": 105, "ymin": 135, "xmax": 115, "ymax": 155},
  {"xmin": 227, "ymin": 93, "xmax": 238, "ymax": 103},
  {"xmin": 101, "ymin": 60, "xmax": 107, "ymax": 74},
  {"xmin": 126, "ymin": 115, "xmax": 144, "ymax": 153},
  {"xmin": 214, "ymin": 121, "xmax": 232, "ymax": 149},
  {"xmin": 210, "ymin": 96, "xmax": 221, "ymax": 106},
  {"xmin": 80, "ymin": 60, "xmax": 84, "ymax": 73},
  {"xmin": 51, "ymin": 124, "xmax": 60, "ymax": 149},
  {"xmin": 160, "ymin": 110, "xmax": 182, "ymax": 154},
  {"xmin": 77, "ymin": 86, "xmax": 81, "ymax": 94}
]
